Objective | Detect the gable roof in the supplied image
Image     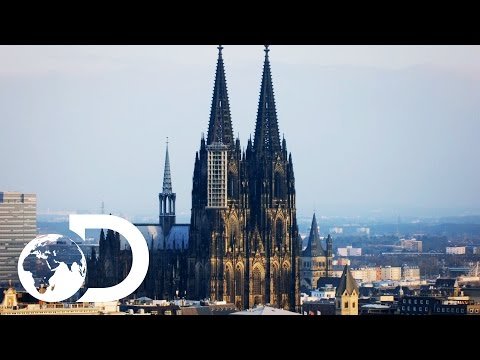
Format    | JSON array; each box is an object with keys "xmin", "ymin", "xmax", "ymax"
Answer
[{"xmin": 335, "ymin": 265, "xmax": 359, "ymax": 297}]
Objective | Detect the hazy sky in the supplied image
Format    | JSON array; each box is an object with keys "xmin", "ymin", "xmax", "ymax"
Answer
[{"xmin": 1, "ymin": 45, "xmax": 479, "ymax": 220}]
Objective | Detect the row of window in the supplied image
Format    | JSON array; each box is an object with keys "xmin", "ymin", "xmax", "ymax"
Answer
[
  {"xmin": 436, "ymin": 307, "xmax": 466, "ymax": 313},
  {"xmin": 302, "ymin": 261, "xmax": 326, "ymax": 268},
  {"xmin": 402, "ymin": 306, "xmax": 429, "ymax": 312},
  {"xmin": 402, "ymin": 298, "xmax": 430, "ymax": 305}
]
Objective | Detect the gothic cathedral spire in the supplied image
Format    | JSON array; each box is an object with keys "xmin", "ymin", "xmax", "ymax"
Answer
[
  {"xmin": 162, "ymin": 138, "xmax": 173, "ymax": 194},
  {"xmin": 253, "ymin": 45, "xmax": 281, "ymax": 155},
  {"xmin": 159, "ymin": 139, "xmax": 176, "ymax": 237},
  {"xmin": 207, "ymin": 45, "xmax": 234, "ymax": 147}
]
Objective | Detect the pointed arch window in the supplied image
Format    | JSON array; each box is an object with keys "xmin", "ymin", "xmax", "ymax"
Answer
[
  {"xmin": 225, "ymin": 267, "xmax": 232, "ymax": 298},
  {"xmin": 274, "ymin": 171, "xmax": 285, "ymax": 198},
  {"xmin": 253, "ymin": 267, "xmax": 262, "ymax": 295},
  {"xmin": 235, "ymin": 265, "xmax": 243, "ymax": 295},
  {"xmin": 275, "ymin": 219, "xmax": 283, "ymax": 250}
]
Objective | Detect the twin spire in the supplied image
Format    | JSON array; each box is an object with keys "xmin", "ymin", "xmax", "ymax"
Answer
[
  {"xmin": 207, "ymin": 45, "xmax": 234, "ymax": 147},
  {"xmin": 207, "ymin": 45, "xmax": 282, "ymax": 154},
  {"xmin": 254, "ymin": 45, "xmax": 282, "ymax": 155}
]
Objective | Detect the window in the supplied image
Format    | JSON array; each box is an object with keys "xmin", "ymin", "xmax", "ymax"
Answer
[
  {"xmin": 235, "ymin": 266, "xmax": 243, "ymax": 295},
  {"xmin": 437, "ymin": 308, "xmax": 440, "ymax": 313},
  {"xmin": 403, "ymin": 299, "xmax": 406, "ymax": 304},
  {"xmin": 402, "ymin": 306, "xmax": 405, "ymax": 310},
  {"xmin": 253, "ymin": 267, "xmax": 262, "ymax": 296},
  {"xmin": 442, "ymin": 308, "xmax": 445, "ymax": 312},
  {"xmin": 275, "ymin": 219, "xmax": 283, "ymax": 250},
  {"xmin": 425, "ymin": 307, "xmax": 428, "ymax": 312},
  {"xmin": 461, "ymin": 309, "xmax": 465, "ymax": 313},
  {"xmin": 225, "ymin": 268, "xmax": 232, "ymax": 297},
  {"xmin": 426, "ymin": 300, "xmax": 429, "ymax": 305},
  {"xmin": 408, "ymin": 299, "xmax": 411, "ymax": 304},
  {"xmin": 414, "ymin": 299, "xmax": 417, "ymax": 305},
  {"xmin": 352, "ymin": 302, "xmax": 356, "ymax": 308},
  {"xmin": 456, "ymin": 308, "xmax": 459, "ymax": 313},
  {"xmin": 413, "ymin": 306, "xmax": 416, "ymax": 311},
  {"xmin": 344, "ymin": 302, "xmax": 348, "ymax": 309},
  {"xmin": 475, "ymin": 309, "xmax": 479, "ymax": 314},
  {"xmin": 274, "ymin": 171, "xmax": 284, "ymax": 198},
  {"xmin": 470, "ymin": 309, "xmax": 474, "ymax": 313},
  {"xmin": 420, "ymin": 300, "xmax": 423, "ymax": 305}
]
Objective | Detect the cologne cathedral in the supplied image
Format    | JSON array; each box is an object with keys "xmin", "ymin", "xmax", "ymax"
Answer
[
  {"xmin": 88, "ymin": 46, "xmax": 304, "ymax": 311},
  {"xmin": 187, "ymin": 45, "xmax": 301, "ymax": 311}
]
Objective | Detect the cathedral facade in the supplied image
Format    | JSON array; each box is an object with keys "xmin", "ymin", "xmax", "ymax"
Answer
[
  {"xmin": 187, "ymin": 46, "xmax": 301, "ymax": 311},
  {"xmin": 88, "ymin": 46, "xmax": 303, "ymax": 311}
]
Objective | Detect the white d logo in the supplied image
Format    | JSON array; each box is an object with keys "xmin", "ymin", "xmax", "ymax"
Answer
[{"xmin": 18, "ymin": 214, "xmax": 150, "ymax": 303}]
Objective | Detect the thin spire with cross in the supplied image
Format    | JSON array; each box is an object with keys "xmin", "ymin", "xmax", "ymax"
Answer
[{"xmin": 162, "ymin": 138, "xmax": 173, "ymax": 194}]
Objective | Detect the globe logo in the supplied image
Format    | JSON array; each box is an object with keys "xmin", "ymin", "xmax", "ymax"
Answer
[{"xmin": 18, "ymin": 234, "xmax": 87, "ymax": 302}]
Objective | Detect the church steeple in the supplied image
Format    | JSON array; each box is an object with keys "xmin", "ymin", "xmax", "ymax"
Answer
[
  {"xmin": 162, "ymin": 138, "xmax": 173, "ymax": 194},
  {"xmin": 254, "ymin": 45, "xmax": 281, "ymax": 155},
  {"xmin": 159, "ymin": 139, "xmax": 176, "ymax": 236},
  {"xmin": 304, "ymin": 213, "xmax": 324, "ymax": 257},
  {"xmin": 207, "ymin": 45, "xmax": 234, "ymax": 147},
  {"xmin": 335, "ymin": 265, "xmax": 359, "ymax": 315}
]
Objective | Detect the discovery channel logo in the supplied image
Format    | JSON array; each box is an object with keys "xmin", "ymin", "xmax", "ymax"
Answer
[{"xmin": 17, "ymin": 215, "xmax": 149, "ymax": 302}]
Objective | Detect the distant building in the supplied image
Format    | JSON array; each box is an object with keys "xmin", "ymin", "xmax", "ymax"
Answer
[
  {"xmin": 334, "ymin": 258, "xmax": 351, "ymax": 266},
  {"xmin": 380, "ymin": 266, "xmax": 402, "ymax": 281},
  {"xmin": 300, "ymin": 214, "xmax": 333, "ymax": 291},
  {"xmin": 302, "ymin": 299, "xmax": 335, "ymax": 315},
  {"xmin": 311, "ymin": 285, "xmax": 336, "ymax": 299},
  {"xmin": 1, "ymin": 285, "xmax": 18, "ymax": 308},
  {"xmin": 356, "ymin": 227, "xmax": 370, "ymax": 236},
  {"xmin": 329, "ymin": 227, "xmax": 343, "ymax": 235},
  {"xmin": 351, "ymin": 267, "xmax": 378, "ymax": 283},
  {"xmin": 337, "ymin": 245, "xmax": 362, "ymax": 257},
  {"xmin": 446, "ymin": 246, "xmax": 466, "ymax": 255},
  {"xmin": 400, "ymin": 238, "xmax": 422, "ymax": 252},
  {"xmin": 399, "ymin": 296, "xmax": 439, "ymax": 315},
  {"xmin": 472, "ymin": 247, "xmax": 480, "ymax": 255},
  {"xmin": 0, "ymin": 192, "xmax": 36, "ymax": 285},
  {"xmin": 335, "ymin": 265, "xmax": 359, "ymax": 315},
  {"xmin": 360, "ymin": 304, "xmax": 396, "ymax": 315},
  {"xmin": 402, "ymin": 266, "xmax": 421, "ymax": 281}
]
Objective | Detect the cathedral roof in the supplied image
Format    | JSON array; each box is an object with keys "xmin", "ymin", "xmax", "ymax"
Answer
[
  {"xmin": 335, "ymin": 265, "xmax": 359, "ymax": 297},
  {"xmin": 231, "ymin": 305, "xmax": 300, "ymax": 315},
  {"xmin": 207, "ymin": 45, "xmax": 234, "ymax": 147},
  {"xmin": 135, "ymin": 224, "xmax": 189, "ymax": 250}
]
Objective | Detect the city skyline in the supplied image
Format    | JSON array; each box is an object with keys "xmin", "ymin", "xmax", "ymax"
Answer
[{"xmin": 1, "ymin": 45, "xmax": 480, "ymax": 219}]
